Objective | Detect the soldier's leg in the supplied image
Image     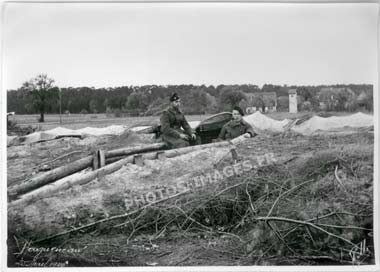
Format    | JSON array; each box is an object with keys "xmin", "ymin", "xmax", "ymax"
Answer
[
  {"xmin": 162, "ymin": 135, "xmax": 190, "ymax": 149},
  {"xmin": 174, "ymin": 139, "xmax": 190, "ymax": 148},
  {"xmin": 189, "ymin": 135, "xmax": 202, "ymax": 146}
]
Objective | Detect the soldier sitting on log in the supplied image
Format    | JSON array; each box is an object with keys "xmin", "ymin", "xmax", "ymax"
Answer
[
  {"xmin": 160, "ymin": 93, "xmax": 199, "ymax": 148},
  {"xmin": 218, "ymin": 106, "xmax": 257, "ymax": 141}
]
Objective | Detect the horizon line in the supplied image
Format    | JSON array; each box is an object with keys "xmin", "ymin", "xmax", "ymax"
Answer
[{"xmin": 5, "ymin": 82, "xmax": 374, "ymax": 91}]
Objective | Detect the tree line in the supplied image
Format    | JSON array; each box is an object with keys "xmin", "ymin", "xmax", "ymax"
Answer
[{"xmin": 7, "ymin": 74, "xmax": 374, "ymax": 122}]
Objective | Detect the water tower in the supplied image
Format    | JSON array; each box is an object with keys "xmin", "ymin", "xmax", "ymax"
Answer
[{"xmin": 288, "ymin": 89, "xmax": 297, "ymax": 113}]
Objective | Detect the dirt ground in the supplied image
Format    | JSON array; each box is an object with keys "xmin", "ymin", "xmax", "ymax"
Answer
[{"xmin": 7, "ymin": 128, "xmax": 374, "ymax": 267}]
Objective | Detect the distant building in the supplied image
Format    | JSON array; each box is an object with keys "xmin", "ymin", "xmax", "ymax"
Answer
[
  {"xmin": 288, "ymin": 89, "xmax": 297, "ymax": 113},
  {"xmin": 318, "ymin": 87, "xmax": 356, "ymax": 111},
  {"xmin": 244, "ymin": 92, "xmax": 277, "ymax": 113},
  {"xmin": 356, "ymin": 91, "xmax": 368, "ymax": 104}
]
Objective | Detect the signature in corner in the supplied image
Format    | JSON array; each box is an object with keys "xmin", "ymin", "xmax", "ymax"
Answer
[{"xmin": 16, "ymin": 260, "xmax": 69, "ymax": 267}]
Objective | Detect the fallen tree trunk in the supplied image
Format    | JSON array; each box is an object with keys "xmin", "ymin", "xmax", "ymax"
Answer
[
  {"xmin": 8, "ymin": 143, "xmax": 168, "ymax": 198},
  {"xmin": 9, "ymin": 140, "xmax": 235, "ymax": 207}
]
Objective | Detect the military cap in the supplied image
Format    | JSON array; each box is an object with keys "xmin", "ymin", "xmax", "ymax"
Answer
[
  {"xmin": 170, "ymin": 93, "xmax": 180, "ymax": 102},
  {"xmin": 233, "ymin": 105, "xmax": 245, "ymax": 116}
]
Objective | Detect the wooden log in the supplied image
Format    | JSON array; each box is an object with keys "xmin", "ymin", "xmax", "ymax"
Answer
[
  {"xmin": 164, "ymin": 141, "xmax": 231, "ymax": 158},
  {"xmin": 105, "ymin": 143, "xmax": 167, "ymax": 158},
  {"xmin": 8, "ymin": 156, "xmax": 94, "ymax": 197},
  {"xmin": 8, "ymin": 143, "xmax": 167, "ymax": 198},
  {"xmin": 156, "ymin": 151, "xmax": 165, "ymax": 160},
  {"xmin": 9, "ymin": 140, "xmax": 239, "ymax": 207},
  {"xmin": 105, "ymin": 156, "xmax": 125, "ymax": 164},
  {"xmin": 99, "ymin": 150, "xmax": 106, "ymax": 168},
  {"xmin": 92, "ymin": 151, "xmax": 99, "ymax": 170},
  {"xmin": 9, "ymin": 155, "xmax": 135, "ymax": 207}
]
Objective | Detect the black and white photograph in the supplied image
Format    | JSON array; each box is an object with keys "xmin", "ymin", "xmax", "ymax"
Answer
[{"xmin": 1, "ymin": 1, "xmax": 379, "ymax": 270}]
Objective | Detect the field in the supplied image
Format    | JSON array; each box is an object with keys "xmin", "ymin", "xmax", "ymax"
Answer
[
  {"xmin": 6, "ymin": 111, "xmax": 374, "ymax": 267},
  {"xmin": 10, "ymin": 114, "xmax": 210, "ymax": 131},
  {"xmin": 9, "ymin": 111, "xmax": 354, "ymax": 131}
]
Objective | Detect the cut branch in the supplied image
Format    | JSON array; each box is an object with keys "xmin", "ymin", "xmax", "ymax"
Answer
[
  {"xmin": 267, "ymin": 179, "xmax": 314, "ymax": 217},
  {"xmin": 256, "ymin": 216, "xmax": 358, "ymax": 248},
  {"xmin": 334, "ymin": 165, "xmax": 348, "ymax": 192},
  {"xmin": 33, "ymin": 191, "xmax": 189, "ymax": 244}
]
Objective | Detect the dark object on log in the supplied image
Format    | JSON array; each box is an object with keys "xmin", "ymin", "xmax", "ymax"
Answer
[
  {"xmin": 195, "ymin": 112, "xmax": 232, "ymax": 144},
  {"xmin": 135, "ymin": 124, "xmax": 161, "ymax": 139},
  {"xmin": 230, "ymin": 147, "xmax": 239, "ymax": 162}
]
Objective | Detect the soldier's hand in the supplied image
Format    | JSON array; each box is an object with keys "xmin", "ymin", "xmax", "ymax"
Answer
[
  {"xmin": 243, "ymin": 133, "xmax": 251, "ymax": 138},
  {"xmin": 191, "ymin": 133, "xmax": 197, "ymax": 140},
  {"xmin": 179, "ymin": 133, "xmax": 190, "ymax": 140}
]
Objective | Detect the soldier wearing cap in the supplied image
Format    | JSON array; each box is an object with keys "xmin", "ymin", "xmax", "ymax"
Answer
[
  {"xmin": 218, "ymin": 106, "xmax": 257, "ymax": 141},
  {"xmin": 160, "ymin": 93, "xmax": 198, "ymax": 148}
]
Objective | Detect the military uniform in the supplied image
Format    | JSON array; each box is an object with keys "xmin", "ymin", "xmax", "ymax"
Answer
[
  {"xmin": 160, "ymin": 105, "xmax": 195, "ymax": 148},
  {"xmin": 218, "ymin": 119, "xmax": 256, "ymax": 141}
]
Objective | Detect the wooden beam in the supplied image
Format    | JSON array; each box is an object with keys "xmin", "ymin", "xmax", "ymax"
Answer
[
  {"xmin": 105, "ymin": 143, "xmax": 167, "ymax": 158},
  {"xmin": 99, "ymin": 150, "xmax": 106, "ymax": 168},
  {"xmin": 156, "ymin": 151, "xmax": 165, "ymax": 160},
  {"xmin": 92, "ymin": 151, "xmax": 99, "ymax": 170}
]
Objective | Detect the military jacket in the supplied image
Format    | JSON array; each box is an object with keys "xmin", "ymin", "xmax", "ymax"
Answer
[
  {"xmin": 160, "ymin": 105, "xmax": 193, "ymax": 138},
  {"xmin": 218, "ymin": 119, "xmax": 256, "ymax": 140}
]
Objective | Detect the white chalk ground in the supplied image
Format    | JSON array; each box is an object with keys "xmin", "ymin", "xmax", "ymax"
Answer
[
  {"xmin": 130, "ymin": 121, "xmax": 200, "ymax": 133},
  {"xmin": 244, "ymin": 112, "xmax": 291, "ymax": 132},
  {"xmin": 7, "ymin": 112, "xmax": 374, "ymax": 145},
  {"xmin": 77, "ymin": 125, "xmax": 128, "ymax": 136},
  {"xmin": 290, "ymin": 112, "xmax": 373, "ymax": 135},
  {"xmin": 130, "ymin": 126, "xmax": 152, "ymax": 132},
  {"xmin": 242, "ymin": 111, "xmax": 373, "ymax": 134},
  {"xmin": 189, "ymin": 120, "xmax": 201, "ymax": 128}
]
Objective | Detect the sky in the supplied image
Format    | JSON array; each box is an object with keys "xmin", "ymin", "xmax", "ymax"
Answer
[{"xmin": 2, "ymin": 2, "xmax": 379, "ymax": 90}]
